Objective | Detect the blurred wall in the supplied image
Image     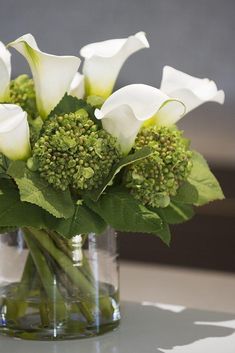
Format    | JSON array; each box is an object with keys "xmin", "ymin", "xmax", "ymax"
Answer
[{"xmin": 0, "ymin": 0, "xmax": 234, "ymax": 166}]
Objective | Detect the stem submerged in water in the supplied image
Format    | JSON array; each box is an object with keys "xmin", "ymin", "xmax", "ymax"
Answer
[{"xmin": 21, "ymin": 227, "xmax": 114, "ymax": 328}]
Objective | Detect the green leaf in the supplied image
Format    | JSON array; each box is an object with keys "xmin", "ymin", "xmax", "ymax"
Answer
[
  {"xmin": 0, "ymin": 179, "xmax": 106, "ymax": 237},
  {"xmin": 8, "ymin": 161, "xmax": 74, "ymax": 219},
  {"xmin": 172, "ymin": 181, "xmax": 199, "ymax": 204},
  {"xmin": 85, "ymin": 187, "xmax": 170, "ymax": 245},
  {"xmin": 48, "ymin": 94, "xmax": 97, "ymax": 123},
  {"xmin": 188, "ymin": 151, "xmax": 224, "ymax": 206},
  {"xmin": 51, "ymin": 205, "xmax": 107, "ymax": 238},
  {"xmin": 90, "ymin": 147, "xmax": 153, "ymax": 201},
  {"xmin": 156, "ymin": 222, "xmax": 171, "ymax": 246},
  {"xmin": 0, "ymin": 154, "xmax": 10, "ymax": 179},
  {"xmin": 48, "ymin": 94, "xmax": 87, "ymax": 117},
  {"xmin": 155, "ymin": 201, "xmax": 195, "ymax": 224},
  {"xmin": 0, "ymin": 180, "xmax": 52, "ymax": 229}
]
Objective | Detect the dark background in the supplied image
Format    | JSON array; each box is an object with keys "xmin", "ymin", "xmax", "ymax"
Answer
[{"xmin": 1, "ymin": 0, "xmax": 234, "ymax": 271}]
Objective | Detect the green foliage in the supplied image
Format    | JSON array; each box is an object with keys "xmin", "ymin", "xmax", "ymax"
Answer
[
  {"xmin": 0, "ymin": 179, "xmax": 106, "ymax": 238},
  {"xmin": 155, "ymin": 222, "xmax": 171, "ymax": 246},
  {"xmin": 0, "ymin": 154, "xmax": 10, "ymax": 179},
  {"xmin": 91, "ymin": 146, "xmax": 153, "ymax": 201},
  {"xmin": 51, "ymin": 205, "xmax": 107, "ymax": 237},
  {"xmin": 0, "ymin": 86, "xmax": 224, "ymax": 243},
  {"xmin": 49, "ymin": 94, "xmax": 94, "ymax": 120},
  {"xmin": 85, "ymin": 187, "xmax": 170, "ymax": 245},
  {"xmin": 8, "ymin": 161, "xmax": 74, "ymax": 219},
  {"xmin": 155, "ymin": 202, "xmax": 195, "ymax": 224},
  {"xmin": 0, "ymin": 179, "xmax": 51, "ymax": 229},
  {"xmin": 188, "ymin": 151, "xmax": 224, "ymax": 206},
  {"xmin": 172, "ymin": 180, "xmax": 199, "ymax": 204}
]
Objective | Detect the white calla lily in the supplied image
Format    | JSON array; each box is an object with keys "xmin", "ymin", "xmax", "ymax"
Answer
[
  {"xmin": 80, "ymin": 31, "xmax": 149, "ymax": 98},
  {"xmin": 0, "ymin": 41, "xmax": 11, "ymax": 102},
  {"xmin": 68, "ymin": 72, "xmax": 85, "ymax": 99},
  {"xmin": 8, "ymin": 34, "xmax": 81, "ymax": 119},
  {"xmin": 0, "ymin": 104, "xmax": 31, "ymax": 160},
  {"xmin": 159, "ymin": 66, "xmax": 225, "ymax": 124},
  {"xmin": 95, "ymin": 84, "xmax": 185, "ymax": 154}
]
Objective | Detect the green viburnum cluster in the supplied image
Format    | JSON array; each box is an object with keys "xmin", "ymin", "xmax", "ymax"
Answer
[
  {"xmin": 10, "ymin": 75, "xmax": 37, "ymax": 119},
  {"xmin": 31, "ymin": 109, "xmax": 121, "ymax": 191},
  {"xmin": 10, "ymin": 75, "xmax": 42, "ymax": 145},
  {"xmin": 123, "ymin": 126, "xmax": 193, "ymax": 208}
]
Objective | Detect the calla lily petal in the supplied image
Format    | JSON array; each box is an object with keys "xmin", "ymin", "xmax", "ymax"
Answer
[
  {"xmin": 68, "ymin": 72, "xmax": 85, "ymax": 99},
  {"xmin": 160, "ymin": 66, "xmax": 225, "ymax": 116},
  {"xmin": 0, "ymin": 104, "xmax": 31, "ymax": 160},
  {"xmin": 8, "ymin": 34, "xmax": 81, "ymax": 119},
  {"xmin": 80, "ymin": 31, "xmax": 149, "ymax": 98},
  {"xmin": 0, "ymin": 42, "xmax": 11, "ymax": 102},
  {"xmin": 95, "ymin": 84, "xmax": 185, "ymax": 154}
]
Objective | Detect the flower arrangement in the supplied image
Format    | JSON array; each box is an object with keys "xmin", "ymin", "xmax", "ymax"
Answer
[{"xmin": 0, "ymin": 31, "xmax": 224, "ymax": 339}]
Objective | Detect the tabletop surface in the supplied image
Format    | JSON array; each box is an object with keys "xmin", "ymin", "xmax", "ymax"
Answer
[{"xmin": 0, "ymin": 301, "xmax": 235, "ymax": 353}]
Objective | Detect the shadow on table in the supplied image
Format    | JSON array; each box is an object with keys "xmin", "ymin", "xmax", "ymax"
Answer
[{"xmin": 1, "ymin": 302, "xmax": 235, "ymax": 353}]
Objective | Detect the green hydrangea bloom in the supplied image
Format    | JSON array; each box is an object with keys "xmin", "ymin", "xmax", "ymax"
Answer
[
  {"xmin": 31, "ymin": 109, "xmax": 121, "ymax": 191},
  {"xmin": 123, "ymin": 125, "xmax": 193, "ymax": 208},
  {"xmin": 10, "ymin": 75, "xmax": 37, "ymax": 119}
]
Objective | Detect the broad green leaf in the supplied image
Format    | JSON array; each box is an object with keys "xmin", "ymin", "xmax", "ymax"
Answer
[
  {"xmin": 90, "ymin": 146, "xmax": 153, "ymax": 201},
  {"xmin": 8, "ymin": 161, "xmax": 74, "ymax": 219},
  {"xmin": 0, "ymin": 180, "xmax": 52, "ymax": 229},
  {"xmin": 48, "ymin": 94, "xmax": 96, "ymax": 120},
  {"xmin": 172, "ymin": 181, "xmax": 198, "ymax": 204},
  {"xmin": 85, "ymin": 187, "xmax": 170, "ymax": 245},
  {"xmin": 0, "ymin": 180, "xmax": 106, "ymax": 237},
  {"xmin": 155, "ymin": 201, "xmax": 195, "ymax": 224},
  {"xmin": 188, "ymin": 151, "xmax": 224, "ymax": 206},
  {"xmin": 52, "ymin": 205, "xmax": 107, "ymax": 238}
]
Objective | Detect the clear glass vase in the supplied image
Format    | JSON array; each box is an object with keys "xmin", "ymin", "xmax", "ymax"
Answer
[{"xmin": 0, "ymin": 227, "xmax": 120, "ymax": 340}]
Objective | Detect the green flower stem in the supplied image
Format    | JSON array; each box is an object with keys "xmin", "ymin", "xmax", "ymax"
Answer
[
  {"xmin": 25, "ymin": 228, "xmax": 95, "ymax": 324},
  {"xmin": 49, "ymin": 231, "xmax": 95, "ymax": 285},
  {"xmin": 3, "ymin": 254, "xmax": 36, "ymax": 323},
  {"xmin": 47, "ymin": 254, "xmax": 94, "ymax": 324},
  {"xmin": 26, "ymin": 227, "xmax": 114, "ymax": 320},
  {"xmin": 23, "ymin": 229, "xmax": 67, "ymax": 323}
]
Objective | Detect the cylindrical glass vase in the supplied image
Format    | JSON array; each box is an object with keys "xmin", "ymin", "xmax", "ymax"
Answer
[{"xmin": 0, "ymin": 227, "xmax": 120, "ymax": 340}]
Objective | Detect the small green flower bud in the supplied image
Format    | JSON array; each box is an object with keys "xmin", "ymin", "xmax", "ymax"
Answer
[
  {"xmin": 32, "ymin": 109, "xmax": 121, "ymax": 191},
  {"xmin": 123, "ymin": 125, "xmax": 193, "ymax": 208},
  {"xmin": 86, "ymin": 95, "xmax": 105, "ymax": 108},
  {"xmin": 26, "ymin": 157, "xmax": 38, "ymax": 171},
  {"xmin": 9, "ymin": 75, "xmax": 37, "ymax": 119}
]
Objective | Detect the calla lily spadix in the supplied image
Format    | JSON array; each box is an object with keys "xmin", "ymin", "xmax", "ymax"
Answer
[
  {"xmin": 95, "ymin": 84, "xmax": 185, "ymax": 154},
  {"xmin": 0, "ymin": 104, "xmax": 31, "ymax": 160},
  {"xmin": 8, "ymin": 34, "xmax": 81, "ymax": 119},
  {"xmin": 68, "ymin": 72, "xmax": 85, "ymax": 99},
  {"xmin": 80, "ymin": 31, "xmax": 149, "ymax": 99},
  {"xmin": 0, "ymin": 42, "xmax": 11, "ymax": 102},
  {"xmin": 159, "ymin": 66, "xmax": 225, "ymax": 124}
]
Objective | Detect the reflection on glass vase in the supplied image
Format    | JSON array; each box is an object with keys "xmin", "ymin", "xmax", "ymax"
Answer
[{"xmin": 0, "ymin": 227, "xmax": 120, "ymax": 340}]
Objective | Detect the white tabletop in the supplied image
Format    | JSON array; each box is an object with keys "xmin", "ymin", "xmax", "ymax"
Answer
[
  {"xmin": 1, "ymin": 301, "xmax": 235, "ymax": 353},
  {"xmin": 120, "ymin": 261, "xmax": 235, "ymax": 313}
]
